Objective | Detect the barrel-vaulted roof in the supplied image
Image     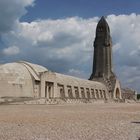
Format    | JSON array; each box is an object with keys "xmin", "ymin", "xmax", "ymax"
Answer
[{"xmin": 0, "ymin": 61, "xmax": 48, "ymax": 82}]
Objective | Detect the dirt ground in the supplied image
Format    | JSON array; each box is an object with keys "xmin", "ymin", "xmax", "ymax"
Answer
[{"xmin": 0, "ymin": 103, "xmax": 140, "ymax": 140}]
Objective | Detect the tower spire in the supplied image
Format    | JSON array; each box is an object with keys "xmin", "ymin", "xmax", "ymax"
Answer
[
  {"xmin": 95, "ymin": 16, "xmax": 111, "ymax": 47},
  {"xmin": 89, "ymin": 16, "xmax": 122, "ymax": 100},
  {"xmin": 90, "ymin": 16, "xmax": 113, "ymax": 80}
]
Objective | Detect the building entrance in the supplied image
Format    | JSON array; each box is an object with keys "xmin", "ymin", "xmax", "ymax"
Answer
[
  {"xmin": 115, "ymin": 88, "xmax": 120, "ymax": 99},
  {"xmin": 45, "ymin": 82, "xmax": 54, "ymax": 98}
]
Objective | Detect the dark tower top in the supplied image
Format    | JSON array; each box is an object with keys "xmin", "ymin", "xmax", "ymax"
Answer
[
  {"xmin": 94, "ymin": 16, "xmax": 112, "ymax": 47},
  {"xmin": 90, "ymin": 16, "xmax": 113, "ymax": 80}
]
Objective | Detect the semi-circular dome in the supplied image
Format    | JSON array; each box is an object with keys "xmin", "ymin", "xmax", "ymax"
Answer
[
  {"xmin": 0, "ymin": 61, "xmax": 47, "ymax": 97},
  {"xmin": 18, "ymin": 61, "xmax": 48, "ymax": 75},
  {"xmin": 18, "ymin": 61, "xmax": 48, "ymax": 81}
]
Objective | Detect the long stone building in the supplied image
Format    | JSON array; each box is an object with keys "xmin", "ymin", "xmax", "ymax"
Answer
[{"xmin": 0, "ymin": 17, "xmax": 122, "ymax": 103}]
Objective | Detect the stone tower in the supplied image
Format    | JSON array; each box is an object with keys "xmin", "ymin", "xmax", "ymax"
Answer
[
  {"xmin": 90, "ymin": 16, "xmax": 113, "ymax": 79},
  {"xmin": 89, "ymin": 16, "xmax": 122, "ymax": 100}
]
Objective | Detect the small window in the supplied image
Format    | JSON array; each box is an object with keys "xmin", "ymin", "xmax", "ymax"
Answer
[
  {"xmin": 86, "ymin": 88, "xmax": 90, "ymax": 99},
  {"xmin": 80, "ymin": 87, "xmax": 85, "ymax": 98},
  {"xmin": 99, "ymin": 90, "xmax": 103, "ymax": 98},
  {"xmin": 58, "ymin": 84, "xmax": 65, "ymax": 99},
  {"xmin": 91, "ymin": 89, "xmax": 95, "ymax": 99},
  {"xmin": 74, "ymin": 87, "xmax": 79, "ymax": 99},
  {"xmin": 67, "ymin": 86, "xmax": 73, "ymax": 99},
  {"xmin": 103, "ymin": 90, "xmax": 106, "ymax": 99},
  {"xmin": 95, "ymin": 89, "xmax": 99, "ymax": 99}
]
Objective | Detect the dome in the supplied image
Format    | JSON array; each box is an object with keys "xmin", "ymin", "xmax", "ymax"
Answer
[
  {"xmin": 18, "ymin": 61, "xmax": 48, "ymax": 81},
  {"xmin": 18, "ymin": 61, "xmax": 48, "ymax": 75},
  {"xmin": 0, "ymin": 61, "xmax": 47, "ymax": 98}
]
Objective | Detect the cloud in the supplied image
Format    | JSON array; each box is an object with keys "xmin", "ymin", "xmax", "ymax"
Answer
[
  {"xmin": 106, "ymin": 14, "xmax": 140, "ymax": 91},
  {"xmin": 0, "ymin": 10, "xmax": 140, "ymax": 92},
  {"xmin": 0, "ymin": 0, "xmax": 34, "ymax": 35},
  {"xmin": 1, "ymin": 17, "xmax": 98, "ymax": 75},
  {"xmin": 3, "ymin": 46, "xmax": 20, "ymax": 56}
]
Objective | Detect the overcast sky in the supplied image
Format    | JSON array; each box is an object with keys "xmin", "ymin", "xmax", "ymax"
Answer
[{"xmin": 0, "ymin": 0, "xmax": 140, "ymax": 92}]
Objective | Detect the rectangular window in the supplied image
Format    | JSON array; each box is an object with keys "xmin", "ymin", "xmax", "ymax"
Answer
[
  {"xmin": 86, "ymin": 88, "xmax": 90, "ymax": 99},
  {"xmin": 99, "ymin": 89, "xmax": 103, "ymax": 98},
  {"xmin": 74, "ymin": 86, "xmax": 79, "ymax": 99},
  {"xmin": 91, "ymin": 89, "xmax": 95, "ymax": 99},
  {"xmin": 57, "ymin": 84, "xmax": 65, "ymax": 99},
  {"xmin": 80, "ymin": 87, "xmax": 85, "ymax": 98},
  {"xmin": 67, "ymin": 85, "xmax": 73, "ymax": 99},
  {"xmin": 95, "ymin": 89, "xmax": 99, "ymax": 99}
]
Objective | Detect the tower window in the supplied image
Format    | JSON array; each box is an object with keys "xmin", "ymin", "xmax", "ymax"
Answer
[{"xmin": 98, "ymin": 27, "xmax": 103, "ymax": 32}]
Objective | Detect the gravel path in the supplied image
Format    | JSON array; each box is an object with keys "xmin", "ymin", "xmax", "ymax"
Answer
[{"xmin": 0, "ymin": 103, "xmax": 140, "ymax": 140}]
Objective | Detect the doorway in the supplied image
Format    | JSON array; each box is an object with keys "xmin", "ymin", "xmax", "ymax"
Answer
[
  {"xmin": 45, "ymin": 82, "xmax": 54, "ymax": 98},
  {"xmin": 115, "ymin": 88, "xmax": 120, "ymax": 99}
]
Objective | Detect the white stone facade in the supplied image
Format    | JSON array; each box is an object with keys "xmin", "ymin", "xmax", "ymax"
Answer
[{"xmin": 0, "ymin": 61, "xmax": 111, "ymax": 101}]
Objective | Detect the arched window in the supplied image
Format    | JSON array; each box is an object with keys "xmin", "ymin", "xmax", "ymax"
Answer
[{"xmin": 116, "ymin": 88, "xmax": 120, "ymax": 99}]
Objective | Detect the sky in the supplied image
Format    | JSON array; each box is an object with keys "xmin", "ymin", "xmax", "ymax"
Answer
[{"xmin": 0, "ymin": 0, "xmax": 140, "ymax": 92}]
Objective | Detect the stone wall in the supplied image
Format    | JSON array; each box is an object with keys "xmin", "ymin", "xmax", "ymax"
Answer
[
  {"xmin": 122, "ymin": 88, "xmax": 137, "ymax": 100},
  {"xmin": 40, "ymin": 71, "xmax": 108, "ymax": 100}
]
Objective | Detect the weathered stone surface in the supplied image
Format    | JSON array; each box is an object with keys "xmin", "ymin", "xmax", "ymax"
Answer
[
  {"xmin": 0, "ymin": 61, "xmax": 109, "ymax": 102},
  {"xmin": 89, "ymin": 16, "xmax": 122, "ymax": 100}
]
